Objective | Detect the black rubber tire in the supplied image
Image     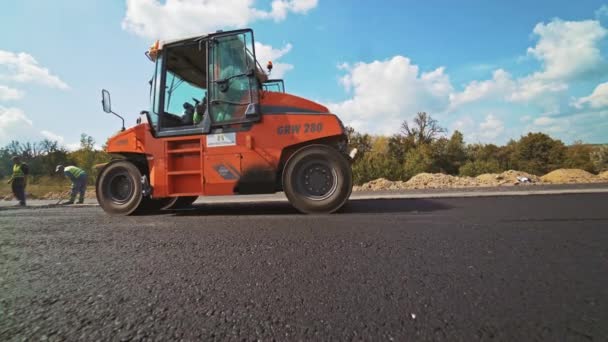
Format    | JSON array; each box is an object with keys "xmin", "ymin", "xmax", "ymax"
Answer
[
  {"xmin": 282, "ymin": 144, "xmax": 352, "ymax": 214},
  {"xmin": 96, "ymin": 161, "xmax": 143, "ymax": 216}
]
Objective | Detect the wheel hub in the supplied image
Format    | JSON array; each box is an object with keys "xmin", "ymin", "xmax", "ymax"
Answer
[
  {"xmin": 107, "ymin": 173, "xmax": 134, "ymax": 204},
  {"xmin": 298, "ymin": 162, "xmax": 337, "ymax": 200}
]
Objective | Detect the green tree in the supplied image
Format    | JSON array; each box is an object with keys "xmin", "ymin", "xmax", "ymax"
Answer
[
  {"xmin": 459, "ymin": 160, "xmax": 501, "ymax": 177},
  {"xmin": 352, "ymin": 136, "xmax": 403, "ymax": 184},
  {"xmin": 346, "ymin": 126, "xmax": 372, "ymax": 159},
  {"xmin": 435, "ymin": 130, "xmax": 467, "ymax": 175},
  {"xmin": 400, "ymin": 112, "xmax": 446, "ymax": 146},
  {"xmin": 512, "ymin": 133, "xmax": 566, "ymax": 175},
  {"xmin": 564, "ymin": 141, "xmax": 594, "ymax": 172},
  {"xmin": 403, "ymin": 144, "xmax": 436, "ymax": 179},
  {"xmin": 591, "ymin": 145, "xmax": 608, "ymax": 172},
  {"xmin": 68, "ymin": 133, "xmax": 110, "ymax": 183}
]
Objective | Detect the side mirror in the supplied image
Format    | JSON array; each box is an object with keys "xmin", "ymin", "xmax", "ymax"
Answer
[
  {"xmin": 101, "ymin": 89, "xmax": 112, "ymax": 113},
  {"xmin": 100, "ymin": 89, "xmax": 125, "ymax": 131}
]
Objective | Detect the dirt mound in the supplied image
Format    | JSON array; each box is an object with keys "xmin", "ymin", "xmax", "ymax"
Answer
[
  {"xmin": 476, "ymin": 170, "xmax": 541, "ymax": 186},
  {"xmin": 356, "ymin": 170, "xmax": 546, "ymax": 191},
  {"xmin": 599, "ymin": 171, "xmax": 608, "ymax": 180},
  {"xmin": 355, "ymin": 178, "xmax": 406, "ymax": 191},
  {"xmin": 405, "ymin": 173, "xmax": 479, "ymax": 189},
  {"xmin": 540, "ymin": 169, "xmax": 600, "ymax": 184}
]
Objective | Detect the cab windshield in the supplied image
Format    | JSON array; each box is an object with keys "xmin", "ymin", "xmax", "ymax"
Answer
[{"xmin": 150, "ymin": 30, "xmax": 265, "ymax": 134}]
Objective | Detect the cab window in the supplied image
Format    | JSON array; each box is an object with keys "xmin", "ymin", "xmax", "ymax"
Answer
[{"xmin": 159, "ymin": 42, "xmax": 208, "ymax": 131}]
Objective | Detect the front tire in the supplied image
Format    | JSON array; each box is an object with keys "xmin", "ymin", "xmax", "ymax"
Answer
[
  {"xmin": 283, "ymin": 145, "xmax": 352, "ymax": 214},
  {"xmin": 96, "ymin": 161, "xmax": 143, "ymax": 215}
]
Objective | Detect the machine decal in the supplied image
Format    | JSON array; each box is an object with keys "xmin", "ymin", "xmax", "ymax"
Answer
[
  {"xmin": 277, "ymin": 123, "xmax": 323, "ymax": 135},
  {"xmin": 214, "ymin": 164, "xmax": 239, "ymax": 180},
  {"xmin": 207, "ymin": 133, "xmax": 237, "ymax": 147}
]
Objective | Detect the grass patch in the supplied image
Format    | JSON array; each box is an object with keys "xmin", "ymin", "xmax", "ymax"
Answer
[{"xmin": 0, "ymin": 176, "xmax": 75, "ymax": 199}]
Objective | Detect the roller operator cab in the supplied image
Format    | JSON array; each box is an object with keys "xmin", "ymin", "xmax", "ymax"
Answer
[{"xmin": 98, "ymin": 29, "xmax": 354, "ymax": 215}]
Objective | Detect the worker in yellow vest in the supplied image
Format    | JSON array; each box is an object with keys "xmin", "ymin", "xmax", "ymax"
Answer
[
  {"xmin": 56, "ymin": 165, "xmax": 88, "ymax": 204},
  {"xmin": 7, "ymin": 156, "xmax": 28, "ymax": 206}
]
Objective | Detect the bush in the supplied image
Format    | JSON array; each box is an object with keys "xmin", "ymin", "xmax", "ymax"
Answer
[
  {"xmin": 562, "ymin": 141, "xmax": 594, "ymax": 172},
  {"xmin": 512, "ymin": 133, "xmax": 566, "ymax": 175},
  {"xmin": 591, "ymin": 146, "xmax": 608, "ymax": 172},
  {"xmin": 403, "ymin": 144, "xmax": 436, "ymax": 179},
  {"xmin": 459, "ymin": 160, "xmax": 501, "ymax": 177}
]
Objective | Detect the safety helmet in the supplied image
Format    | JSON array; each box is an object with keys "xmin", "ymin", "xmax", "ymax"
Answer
[{"xmin": 55, "ymin": 165, "xmax": 65, "ymax": 173}]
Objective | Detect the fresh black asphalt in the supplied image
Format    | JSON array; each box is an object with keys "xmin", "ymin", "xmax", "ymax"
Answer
[{"xmin": 1, "ymin": 193, "xmax": 607, "ymax": 341}]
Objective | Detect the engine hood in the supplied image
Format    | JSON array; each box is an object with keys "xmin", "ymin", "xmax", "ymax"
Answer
[{"xmin": 260, "ymin": 92, "xmax": 330, "ymax": 114}]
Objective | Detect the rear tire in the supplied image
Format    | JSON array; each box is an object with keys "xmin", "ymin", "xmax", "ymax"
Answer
[
  {"xmin": 96, "ymin": 161, "xmax": 143, "ymax": 216},
  {"xmin": 282, "ymin": 145, "xmax": 352, "ymax": 214}
]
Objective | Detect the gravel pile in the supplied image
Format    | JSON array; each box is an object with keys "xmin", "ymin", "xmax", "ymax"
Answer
[
  {"xmin": 405, "ymin": 173, "xmax": 479, "ymax": 189},
  {"xmin": 355, "ymin": 168, "xmax": 607, "ymax": 191},
  {"xmin": 540, "ymin": 169, "xmax": 602, "ymax": 184},
  {"xmin": 355, "ymin": 178, "xmax": 407, "ymax": 191},
  {"xmin": 476, "ymin": 170, "xmax": 541, "ymax": 186}
]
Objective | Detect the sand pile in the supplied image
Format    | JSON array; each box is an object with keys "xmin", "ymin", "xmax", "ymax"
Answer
[
  {"xmin": 354, "ymin": 168, "xmax": 607, "ymax": 191},
  {"xmin": 355, "ymin": 178, "xmax": 407, "ymax": 191},
  {"xmin": 404, "ymin": 173, "xmax": 479, "ymax": 189},
  {"xmin": 476, "ymin": 170, "xmax": 541, "ymax": 186},
  {"xmin": 540, "ymin": 169, "xmax": 601, "ymax": 184}
]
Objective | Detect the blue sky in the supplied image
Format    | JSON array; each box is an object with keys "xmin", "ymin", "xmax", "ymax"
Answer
[{"xmin": 1, "ymin": 0, "xmax": 608, "ymax": 148}]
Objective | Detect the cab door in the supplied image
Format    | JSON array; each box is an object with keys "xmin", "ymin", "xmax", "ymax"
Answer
[{"xmin": 203, "ymin": 30, "xmax": 264, "ymax": 195}]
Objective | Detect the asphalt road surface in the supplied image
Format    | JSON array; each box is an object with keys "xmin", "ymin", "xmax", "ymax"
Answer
[{"xmin": 1, "ymin": 193, "xmax": 607, "ymax": 341}]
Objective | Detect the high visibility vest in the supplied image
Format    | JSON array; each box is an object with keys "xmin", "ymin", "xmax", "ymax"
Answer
[
  {"xmin": 12, "ymin": 164, "xmax": 25, "ymax": 178},
  {"xmin": 65, "ymin": 166, "xmax": 86, "ymax": 178}
]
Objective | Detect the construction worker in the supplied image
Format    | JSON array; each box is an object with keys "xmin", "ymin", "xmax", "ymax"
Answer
[
  {"xmin": 56, "ymin": 165, "xmax": 87, "ymax": 204},
  {"xmin": 7, "ymin": 156, "xmax": 28, "ymax": 206}
]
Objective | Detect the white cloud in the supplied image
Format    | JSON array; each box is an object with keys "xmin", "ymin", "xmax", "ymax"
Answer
[
  {"xmin": 527, "ymin": 19, "xmax": 607, "ymax": 81},
  {"xmin": 449, "ymin": 69, "xmax": 514, "ymax": 109},
  {"xmin": 508, "ymin": 77, "xmax": 567, "ymax": 102},
  {"xmin": 122, "ymin": 0, "xmax": 318, "ymax": 40},
  {"xmin": 510, "ymin": 19, "xmax": 607, "ymax": 102},
  {"xmin": 0, "ymin": 50, "xmax": 69, "ymax": 90},
  {"xmin": 253, "ymin": 0, "xmax": 318, "ymax": 21},
  {"xmin": 532, "ymin": 116, "xmax": 557, "ymax": 126},
  {"xmin": 450, "ymin": 114, "xmax": 505, "ymax": 142},
  {"xmin": 40, "ymin": 130, "xmax": 65, "ymax": 144},
  {"xmin": 0, "ymin": 107, "xmax": 71, "ymax": 147},
  {"xmin": 327, "ymin": 56, "xmax": 452, "ymax": 134},
  {"xmin": 527, "ymin": 115, "xmax": 568, "ymax": 134},
  {"xmin": 0, "ymin": 85, "xmax": 24, "ymax": 101},
  {"xmin": 573, "ymin": 82, "xmax": 608, "ymax": 109},
  {"xmin": 597, "ymin": 5, "xmax": 608, "ymax": 18},
  {"xmin": 0, "ymin": 106, "xmax": 34, "ymax": 145},
  {"xmin": 254, "ymin": 42, "xmax": 293, "ymax": 79},
  {"xmin": 479, "ymin": 114, "xmax": 504, "ymax": 140},
  {"xmin": 449, "ymin": 18, "xmax": 607, "ymax": 107}
]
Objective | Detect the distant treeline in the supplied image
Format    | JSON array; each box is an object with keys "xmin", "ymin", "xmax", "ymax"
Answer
[
  {"xmin": 348, "ymin": 112, "xmax": 608, "ymax": 185},
  {"xmin": 0, "ymin": 134, "xmax": 111, "ymax": 184},
  {"xmin": 2, "ymin": 118, "xmax": 606, "ymax": 187}
]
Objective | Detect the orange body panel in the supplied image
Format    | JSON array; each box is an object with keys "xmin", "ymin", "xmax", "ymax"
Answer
[{"xmin": 105, "ymin": 91, "xmax": 346, "ymax": 198}]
